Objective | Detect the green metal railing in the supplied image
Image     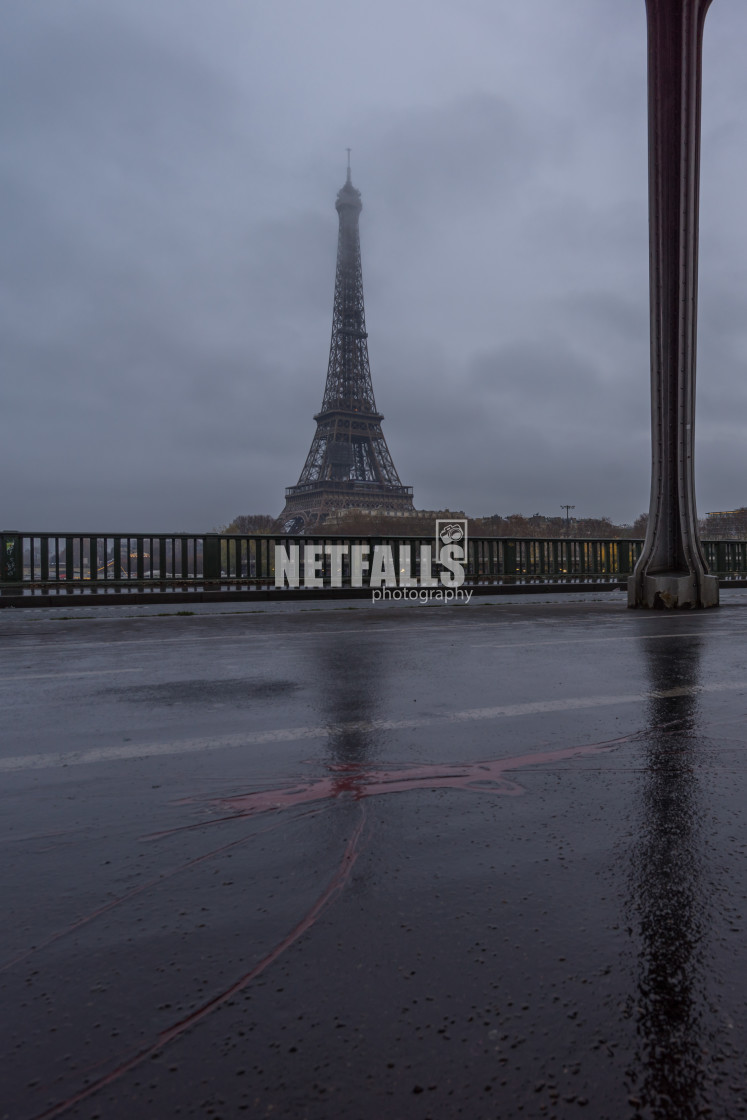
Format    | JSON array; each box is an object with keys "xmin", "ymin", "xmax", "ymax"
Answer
[{"xmin": 1, "ymin": 531, "xmax": 745, "ymax": 598}]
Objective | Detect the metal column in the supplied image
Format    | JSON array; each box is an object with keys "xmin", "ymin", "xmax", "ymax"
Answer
[{"xmin": 628, "ymin": 0, "xmax": 719, "ymax": 609}]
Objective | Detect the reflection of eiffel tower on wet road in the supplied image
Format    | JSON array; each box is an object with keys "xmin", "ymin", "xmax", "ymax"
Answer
[{"xmin": 279, "ymin": 156, "xmax": 414, "ymax": 533}]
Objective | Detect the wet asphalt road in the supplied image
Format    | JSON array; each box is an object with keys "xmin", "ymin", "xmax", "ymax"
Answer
[{"xmin": 2, "ymin": 596, "xmax": 747, "ymax": 1120}]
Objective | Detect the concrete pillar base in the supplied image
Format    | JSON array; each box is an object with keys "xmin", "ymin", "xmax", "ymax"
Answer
[{"xmin": 627, "ymin": 572, "xmax": 719, "ymax": 609}]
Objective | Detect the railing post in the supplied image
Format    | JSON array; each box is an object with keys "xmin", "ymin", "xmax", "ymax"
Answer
[
  {"xmin": 203, "ymin": 535, "xmax": 222, "ymax": 582},
  {"xmin": 65, "ymin": 538, "xmax": 75, "ymax": 584},
  {"xmin": 618, "ymin": 542, "xmax": 631, "ymax": 576},
  {"xmin": 466, "ymin": 537, "xmax": 475, "ymax": 582},
  {"xmin": 1, "ymin": 532, "xmax": 23, "ymax": 590},
  {"xmin": 503, "ymin": 541, "xmax": 517, "ymax": 581}
]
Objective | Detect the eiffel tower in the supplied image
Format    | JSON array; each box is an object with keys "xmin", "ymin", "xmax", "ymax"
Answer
[{"xmin": 279, "ymin": 158, "xmax": 414, "ymax": 532}]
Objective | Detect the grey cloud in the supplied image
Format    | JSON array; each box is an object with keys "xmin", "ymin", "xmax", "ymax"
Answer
[{"xmin": 2, "ymin": 0, "xmax": 746, "ymax": 531}]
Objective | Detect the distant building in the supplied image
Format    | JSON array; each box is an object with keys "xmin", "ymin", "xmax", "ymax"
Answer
[{"xmin": 705, "ymin": 509, "xmax": 747, "ymax": 538}]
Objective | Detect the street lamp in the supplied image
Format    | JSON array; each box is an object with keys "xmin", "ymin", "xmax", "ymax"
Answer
[{"xmin": 561, "ymin": 505, "xmax": 575, "ymax": 536}]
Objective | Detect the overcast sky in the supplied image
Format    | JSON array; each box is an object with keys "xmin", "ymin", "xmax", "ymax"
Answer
[{"xmin": 2, "ymin": 0, "xmax": 747, "ymax": 531}]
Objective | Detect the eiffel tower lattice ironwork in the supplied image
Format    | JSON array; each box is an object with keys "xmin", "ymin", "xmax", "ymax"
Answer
[{"xmin": 279, "ymin": 161, "xmax": 414, "ymax": 532}]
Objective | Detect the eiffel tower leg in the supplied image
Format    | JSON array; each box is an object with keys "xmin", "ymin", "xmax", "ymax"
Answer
[{"xmin": 629, "ymin": 0, "xmax": 718, "ymax": 609}]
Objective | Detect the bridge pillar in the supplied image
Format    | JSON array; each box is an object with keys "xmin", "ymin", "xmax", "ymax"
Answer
[{"xmin": 628, "ymin": 0, "xmax": 718, "ymax": 609}]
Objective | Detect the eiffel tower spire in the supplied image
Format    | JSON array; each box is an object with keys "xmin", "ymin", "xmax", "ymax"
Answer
[{"xmin": 279, "ymin": 162, "xmax": 414, "ymax": 532}]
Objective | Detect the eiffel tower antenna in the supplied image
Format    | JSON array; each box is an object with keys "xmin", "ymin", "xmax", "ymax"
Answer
[{"xmin": 279, "ymin": 165, "xmax": 414, "ymax": 532}]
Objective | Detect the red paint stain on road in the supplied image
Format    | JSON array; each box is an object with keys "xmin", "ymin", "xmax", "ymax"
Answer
[
  {"xmin": 215, "ymin": 733, "xmax": 635, "ymax": 817},
  {"xmin": 31, "ymin": 807, "xmax": 367, "ymax": 1120}
]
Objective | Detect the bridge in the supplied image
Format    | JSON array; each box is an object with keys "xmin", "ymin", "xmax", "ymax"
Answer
[
  {"xmin": 4, "ymin": 580, "xmax": 747, "ymax": 1118},
  {"xmin": 3, "ymin": 530, "xmax": 747, "ymax": 607}
]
